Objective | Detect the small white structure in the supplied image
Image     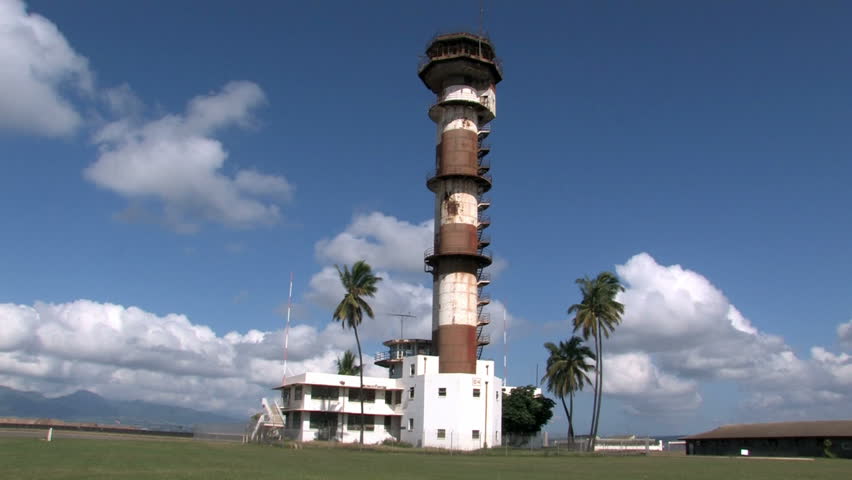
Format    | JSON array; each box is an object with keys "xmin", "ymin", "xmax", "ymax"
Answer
[
  {"xmin": 594, "ymin": 436, "xmax": 664, "ymax": 452},
  {"xmin": 275, "ymin": 354, "xmax": 502, "ymax": 450}
]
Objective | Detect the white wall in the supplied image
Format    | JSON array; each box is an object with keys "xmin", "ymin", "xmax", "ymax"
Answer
[{"xmin": 398, "ymin": 356, "xmax": 502, "ymax": 450}]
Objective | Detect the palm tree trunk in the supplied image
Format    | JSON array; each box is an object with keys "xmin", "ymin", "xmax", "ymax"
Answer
[
  {"xmin": 588, "ymin": 331, "xmax": 601, "ymax": 452},
  {"xmin": 569, "ymin": 392, "xmax": 575, "ymax": 445},
  {"xmin": 591, "ymin": 321, "xmax": 604, "ymax": 450},
  {"xmin": 560, "ymin": 395, "xmax": 572, "ymax": 444},
  {"xmin": 353, "ymin": 324, "xmax": 364, "ymax": 445}
]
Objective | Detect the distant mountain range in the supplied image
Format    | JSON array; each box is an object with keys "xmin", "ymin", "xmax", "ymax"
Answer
[{"xmin": 0, "ymin": 386, "xmax": 241, "ymax": 429}]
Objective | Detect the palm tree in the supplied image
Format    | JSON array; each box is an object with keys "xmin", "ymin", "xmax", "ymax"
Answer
[
  {"xmin": 541, "ymin": 336, "xmax": 595, "ymax": 445},
  {"xmin": 336, "ymin": 350, "xmax": 361, "ymax": 376},
  {"xmin": 333, "ymin": 260, "xmax": 381, "ymax": 445},
  {"xmin": 568, "ymin": 271, "xmax": 624, "ymax": 451}
]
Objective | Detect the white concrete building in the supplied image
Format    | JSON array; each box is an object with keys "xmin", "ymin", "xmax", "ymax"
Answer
[{"xmin": 275, "ymin": 352, "xmax": 503, "ymax": 450}]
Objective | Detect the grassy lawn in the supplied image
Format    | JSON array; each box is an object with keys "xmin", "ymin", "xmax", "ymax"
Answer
[{"xmin": 1, "ymin": 437, "xmax": 847, "ymax": 480}]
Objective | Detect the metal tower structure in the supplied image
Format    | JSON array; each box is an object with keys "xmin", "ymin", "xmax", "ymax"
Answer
[{"xmin": 420, "ymin": 32, "xmax": 502, "ymax": 374}]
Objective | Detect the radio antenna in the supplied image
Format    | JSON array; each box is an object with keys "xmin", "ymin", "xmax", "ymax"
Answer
[{"xmin": 282, "ymin": 272, "xmax": 294, "ymax": 385}]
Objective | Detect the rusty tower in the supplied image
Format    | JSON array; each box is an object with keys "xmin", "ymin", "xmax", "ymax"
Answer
[{"xmin": 421, "ymin": 33, "xmax": 502, "ymax": 374}]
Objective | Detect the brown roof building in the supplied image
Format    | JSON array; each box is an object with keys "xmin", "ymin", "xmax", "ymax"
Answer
[{"xmin": 682, "ymin": 420, "xmax": 852, "ymax": 458}]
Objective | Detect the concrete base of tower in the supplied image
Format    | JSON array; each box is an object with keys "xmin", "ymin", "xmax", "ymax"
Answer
[{"xmin": 433, "ymin": 324, "xmax": 477, "ymax": 373}]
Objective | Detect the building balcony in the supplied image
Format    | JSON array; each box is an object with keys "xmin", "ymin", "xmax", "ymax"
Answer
[
  {"xmin": 478, "ymin": 294, "xmax": 491, "ymax": 307},
  {"xmin": 478, "ymin": 143, "xmax": 491, "ymax": 158},
  {"xmin": 476, "ymin": 271, "xmax": 491, "ymax": 286},
  {"xmin": 477, "ymin": 313, "xmax": 491, "ymax": 326},
  {"xmin": 478, "ymin": 123, "xmax": 491, "ymax": 139},
  {"xmin": 477, "ymin": 334, "xmax": 491, "ymax": 346},
  {"xmin": 477, "ymin": 214, "xmax": 491, "ymax": 229},
  {"xmin": 374, "ymin": 351, "xmax": 404, "ymax": 362},
  {"xmin": 477, "ymin": 196, "xmax": 491, "ymax": 211}
]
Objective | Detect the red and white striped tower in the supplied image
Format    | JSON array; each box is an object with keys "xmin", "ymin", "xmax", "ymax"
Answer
[{"xmin": 421, "ymin": 33, "xmax": 502, "ymax": 374}]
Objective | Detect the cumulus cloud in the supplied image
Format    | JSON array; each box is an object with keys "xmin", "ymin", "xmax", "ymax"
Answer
[
  {"xmin": 85, "ymin": 81, "xmax": 293, "ymax": 232},
  {"xmin": 0, "ymin": 300, "xmax": 357, "ymax": 415},
  {"xmin": 603, "ymin": 352, "xmax": 701, "ymax": 414},
  {"xmin": 316, "ymin": 212, "xmax": 434, "ymax": 274},
  {"xmin": 603, "ymin": 252, "xmax": 852, "ymax": 419},
  {"xmin": 0, "ymin": 0, "xmax": 93, "ymax": 136},
  {"xmin": 838, "ymin": 319, "xmax": 852, "ymax": 349}
]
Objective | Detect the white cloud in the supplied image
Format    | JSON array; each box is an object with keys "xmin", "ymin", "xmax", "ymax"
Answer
[
  {"xmin": 603, "ymin": 352, "xmax": 701, "ymax": 414},
  {"xmin": 315, "ymin": 212, "xmax": 434, "ymax": 274},
  {"xmin": 604, "ymin": 252, "xmax": 852, "ymax": 419},
  {"xmin": 838, "ymin": 319, "xmax": 852, "ymax": 349},
  {"xmin": 0, "ymin": 0, "xmax": 93, "ymax": 136},
  {"xmin": 85, "ymin": 81, "xmax": 292, "ymax": 232},
  {"xmin": 0, "ymin": 299, "xmax": 356, "ymax": 415}
]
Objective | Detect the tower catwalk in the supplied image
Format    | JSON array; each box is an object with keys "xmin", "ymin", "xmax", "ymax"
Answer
[{"xmin": 420, "ymin": 33, "xmax": 502, "ymax": 374}]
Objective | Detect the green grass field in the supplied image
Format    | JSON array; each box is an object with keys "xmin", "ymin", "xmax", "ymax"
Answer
[{"xmin": 1, "ymin": 436, "xmax": 847, "ymax": 480}]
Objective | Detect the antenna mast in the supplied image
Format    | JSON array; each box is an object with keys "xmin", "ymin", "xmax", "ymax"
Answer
[
  {"xmin": 503, "ymin": 304, "xmax": 507, "ymax": 385},
  {"xmin": 478, "ymin": 0, "xmax": 485, "ymax": 56},
  {"xmin": 388, "ymin": 312, "xmax": 416, "ymax": 339},
  {"xmin": 282, "ymin": 272, "xmax": 294, "ymax": 384}
]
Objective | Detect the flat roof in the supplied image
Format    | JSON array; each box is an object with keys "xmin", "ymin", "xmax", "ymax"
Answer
[
  {"xmin": 682, "ymin": 420, "xmax": 852, "ymax": 440},
  {"xmin": 273, "ymin": 372, "xmax": 402, "ymax": 390}
]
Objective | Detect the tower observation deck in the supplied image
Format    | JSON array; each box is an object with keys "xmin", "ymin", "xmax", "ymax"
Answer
[{"xmin": 420, "ymin": 33, "xmax": 502, "ymax": 374}]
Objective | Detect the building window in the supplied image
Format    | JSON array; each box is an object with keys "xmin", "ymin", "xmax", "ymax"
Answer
[
  {"xmin": 472, "ymin": 430, "xmax": 480, "ymax": 439},
  {"xmin": 294, "ymin": 386, "xmax": 303, "ymax": 400},
  {"xmin": 385, "ymin": 390, "xmax": 393, "ymax": 404},
  {"xmin": 347, "ymin": 414, "xmax": 375, "ymax": 431},
  {"xmin": 311, "ymin": 385, "xmax": 338, "ymax": 400},
  {"xmin": 408, "ymin": 418, "xmax": 414, "ymax": 431},
  {"xmin": 473, "ymin": 388, "xmax": 481, "ymax": 398},
  {"xmin": 409, "ymin": 387, "xmax": 415, "ymax": 399},
  {"xmin": 384, "ymin": 416, "xmax": 392, "ymax": 430},
  {"xmin": 348, "ymin": 388, "xmax": 375, "ymax": 403},
  {"xmin": 410, "ymin": 363, "xmax": 415, "ymax": 376},
  {"xmin": 437, "ymin": 429, "xmax": 446, "ymax": 439},
  {"xmin": 309, "ymin": 412, "xmax": 336, "ymax": 430},
  {"xmin": 438, "ymin": 387, "xmax": 447, "ymax": 397},
  {"xmin": 281, "ymin": 388, "xmax": 290, "ymax": 405},
  {"xmin": 288, "ymin": 411, "xmax": 301, "ymax": 429}
]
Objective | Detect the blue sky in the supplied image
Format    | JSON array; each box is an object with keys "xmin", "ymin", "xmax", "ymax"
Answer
[{"xmin": 2, "ymin": 0, "xmax": 851, "ymax": 436}]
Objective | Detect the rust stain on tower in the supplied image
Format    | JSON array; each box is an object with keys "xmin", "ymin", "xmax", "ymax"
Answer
[{"xmin": 420, "ymin": 32, "xmax": 501, "ymax": 374}]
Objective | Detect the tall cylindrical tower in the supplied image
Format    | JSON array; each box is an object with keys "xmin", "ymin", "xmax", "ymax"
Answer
[{"xmin": 420, "ymin": 33, "xmax": 502, "ymax": 374}]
